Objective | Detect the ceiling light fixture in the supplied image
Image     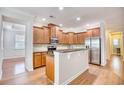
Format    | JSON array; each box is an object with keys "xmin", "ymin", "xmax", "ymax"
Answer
[
  {"xmin": 76, "ymin": 17, "xmax": 81, "ymax": 21},
  {"xmin": 59, "ymin": 24, "xmax": 63, "ymax": 27},
  {"xmin": 42, "ymin": 18, "xmax": 46, "ymax": 21},
  {"xmin": 86, "ymin": 24, "xmax": 90, "ymax": 27},
  {"xmin": 59, "ymin": 7, "xmax": 64, "ymax": 11}
]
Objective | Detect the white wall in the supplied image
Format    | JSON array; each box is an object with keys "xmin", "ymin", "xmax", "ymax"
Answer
[
  {"xmin": 3, "ymin": 22, "xmax": 25, "ymax": 59},
  {"xmin": 100, "ymin": 21, "xmax": 107, "ymax": 66},
  {"xmin": 0, "ymin": 8, "xmax": 34, "ymax": 79},
  {"xmin": 0, "ymin": 13, "xmax": 3, "ymax": 79},
  {"xmin": 54, "ymin": 50, "xmax": 89, "ymax": 85}
]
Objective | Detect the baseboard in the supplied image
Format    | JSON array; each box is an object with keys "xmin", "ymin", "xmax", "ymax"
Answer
[
  {"xmin": 25, "ymin": 65, "xmax": 33, "ymax": 71},
  {"xmin": 60, "ymin": 66, "xmax": 89, "ymax": 85}
]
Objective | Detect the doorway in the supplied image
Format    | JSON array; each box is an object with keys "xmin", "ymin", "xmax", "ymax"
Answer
[
  {"xmin": 1, "ymin": 20, "xmax": 26, "ymax": 80},
  {"xmin": 109, "ymin": 32, "xmax": 123, "ymax": 58}
]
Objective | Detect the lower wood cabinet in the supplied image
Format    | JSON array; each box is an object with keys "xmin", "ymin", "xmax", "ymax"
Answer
[
  {"xmin": 33, "ymin": 52, "xmax": 47, "ymax": 69},
  {"xmin": 42, "ymin": 53, "xmax": 47, "ymax": 66},
  {"xmin": 46, "ymin": 55, "xmax": 54, "ymax": 82}
]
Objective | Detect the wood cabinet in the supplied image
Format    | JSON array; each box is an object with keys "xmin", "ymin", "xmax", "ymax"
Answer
[
  {"xmin": 42, "ymin": 52, "xmax": 47, "ymax": 66},
  {"xmin": 68, "ymin": 32, "xmax": 74, "ymax": 44},
  {"xmin": 33, "ymin": 26, "xmax": 50, "ymax": 44},
  {"xmin": 33, "ymin": 52, "xmax": 42, "ymax": 68},
  {"xmin": 33, "ymin": 27, "xmax": 44, "ymax": 44},
  {"xmin": 56, "ymin": 30, "xmax": 63, "ymax": 44},
  {"xmin": 86, "ymin": 27, "xmax": 100, "ymax": 38},
  {"xmin": 86, "ymin": 29, "xmax": 92, "ymax": 38},
  {"xmin": 46, "ymin": 55, "xmax": 54, "ymax": 82},
  {"xmin": 92, "ymin": 28, "xmax": 100, "ymax": 37},
  {"xmin": 73, "ymin": 33, "xmax": 78, "ymax": 44},
  {"xmin": 33, "ymin": 24, "xmax": 100, "ymax": 45},
  {"xmin": 43, "ymin": 26, "xmax": 50, "ymax": 43},
  {"xmin": 33, "ymin": 52, "xmax": 47, "ymax": 69},
  {"xmin": 62, "ymin": 33, "xmax": 69, "ymax": 44},
  {"xmin": 48, "ymin": 23, "xmax": 59, "ymax": 38}
]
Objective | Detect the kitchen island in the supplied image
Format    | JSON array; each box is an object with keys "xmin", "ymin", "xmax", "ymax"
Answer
[{"xmin": 46, "ymin": 49, "xmax": 89, "ymax": 85}]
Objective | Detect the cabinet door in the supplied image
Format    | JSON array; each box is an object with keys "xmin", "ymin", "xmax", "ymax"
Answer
[
  {"xmin": 77, "ymin": 33, "xmax": 82, "ymax": 44},
  {"xmin": 42, "ymin": 53, "xmax": 47, "ymax": 66},
  {"xmin": 68, "ymin": 33, "xmax": 74, "ymax": 44},
  {"xmin": 33, "ymin": 53, "xmax": 42, "ymax": 68},
  {"xmin": 86, "ymin": 30, "xmax": 92, "ymax": 38},
  {"xmin": 33, "ymin": 28, "xmax": 40, "ymax": 44},
  {"xmin": 92, "ymin": 28, "xmax": 100, "ymax": 37},
  {"xmin": 33, "ymin": 27, "xmax": 43, "ymax": 44},
  {"xmin": 46, "ymin": 56, "xmax": 54, "ymax": 82},
  {"xmin": 81, "ymin": 32, "xmax": 86, "ymax": 44},
  {"xmin": 56, "ymin": 30, "xmax": 63, "ymax": 44},
  {"xmin": 73, "ymin": 34, "xmax": 78, "ymax": 44},
  {"xmin": 43, "ymin": 27, "xmax": 50, "ymax": 43},
  {"xmin": 50, "ymin": 26, "xmax": 57, "ymax": 38},
  {"xmin": 62, "ymin": 33, "xmax": 68, "ymax": 44}
]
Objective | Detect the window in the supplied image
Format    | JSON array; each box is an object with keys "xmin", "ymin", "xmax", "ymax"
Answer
[
  {"xmin": 15, "ymin": 34, "xmax": 25, "ymax": 49},
  {"xmin": 113, "ymin": 39, "xmax": 119, "ymax": 46}
]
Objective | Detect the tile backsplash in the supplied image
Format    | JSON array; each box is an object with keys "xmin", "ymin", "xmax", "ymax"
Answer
[{"xmin": 33, "ymin": 44, "xmax": 86, "ymax": 52}]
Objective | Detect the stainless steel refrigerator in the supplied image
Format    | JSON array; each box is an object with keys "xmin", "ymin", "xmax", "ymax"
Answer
[{"xmin": 85, "ymin": 37, "xmax": 101, "ymax": 65}]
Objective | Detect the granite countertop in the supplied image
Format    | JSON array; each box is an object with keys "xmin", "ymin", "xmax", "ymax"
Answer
[
  {"xmin": 54, "ymin": 48, "xmax": 88, "ymax": 53},
  {"xmin": 33, "ymin": 51, "xmax": 47, "ymax": 53}
]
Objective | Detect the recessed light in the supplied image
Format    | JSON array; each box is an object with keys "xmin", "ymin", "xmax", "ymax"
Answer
[
  {"xmin": 59, "ymin": 24, "xmax": 63, "ymax": 27},
  {"xmin": 76, "ymin": 17, "xmax": 80, "ymax": 21},
  {"xmin": 86, "ymin": 24, "xmax": 90, "ymax": 27},
  {"xmin": 42, "ymin": 18, "xmax": 46, "ymax": 21},
  {"xmin": 59, "ymin": 7, "xmax": 64, "ymax": 11}
]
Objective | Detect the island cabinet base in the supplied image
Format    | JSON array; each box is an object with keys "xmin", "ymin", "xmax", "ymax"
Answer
[{"xmin": 46, "ymin": 55, "xmax": 54, "ymax": 82}]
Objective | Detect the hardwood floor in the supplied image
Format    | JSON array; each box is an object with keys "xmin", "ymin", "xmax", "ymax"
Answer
[
  {"xmin": 70, "ymin": 55, "xmax": 124, "ymax": 85},
  {"xmin": 0, "ymin": 55, "xmax": 124, "ymax": 85},
  {"xmin": 2, "ymin": 58, "xmax": 26, "ymax": 80}
]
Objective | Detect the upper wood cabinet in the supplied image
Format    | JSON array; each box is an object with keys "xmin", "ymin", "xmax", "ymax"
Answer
[
  {"xmin": 68, "ymin": 32, "xmax": 74, "ymax": 44},
  {"xmin": 42, "ymin": 26, "xmax": 50, "ymax": 43},
  {"xmin": 86, "ymin": 27, "xmax": 100, "ymax": 38},
  {"xmin": 56, "ymin": 30, "xmax": 63, "ymax": 44},
  {"xmin": 33, "ymin": 24, "xmax": 100, "ymax": 45},
  {"xmin": 92, "ymin": 28, "xmax": 100, "ymax": 37},
  {"xmin": 73, "ymin": 33, "xmax": 78, "ymax": 44},
  {"xmin": 62, "ymin": 33, "xmax": 69, "ymax": 44},
  {"xmin": 86, "ymin": 29, "xmax": 93, "ymax": 38},
  {"xmin": 33, "ymin": 26, "xmax": 50, "ymax": 44},
  {"xmin": 33, "ymin": 27, "xmax": 44, "ymax": 44},
  {"xmin": 48, "ymin": 23, "xmax": 59, "ymax": 38}
]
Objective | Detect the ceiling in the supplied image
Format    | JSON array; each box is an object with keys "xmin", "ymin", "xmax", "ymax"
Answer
[{"xmin": 8, "ymin": 7, "xmax": 124, "ymax": 32}]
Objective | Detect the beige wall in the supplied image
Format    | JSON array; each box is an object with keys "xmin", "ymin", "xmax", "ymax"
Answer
[{"xmin": 106, "ymin": 30, "xmax": 124, "ymax": 60}]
